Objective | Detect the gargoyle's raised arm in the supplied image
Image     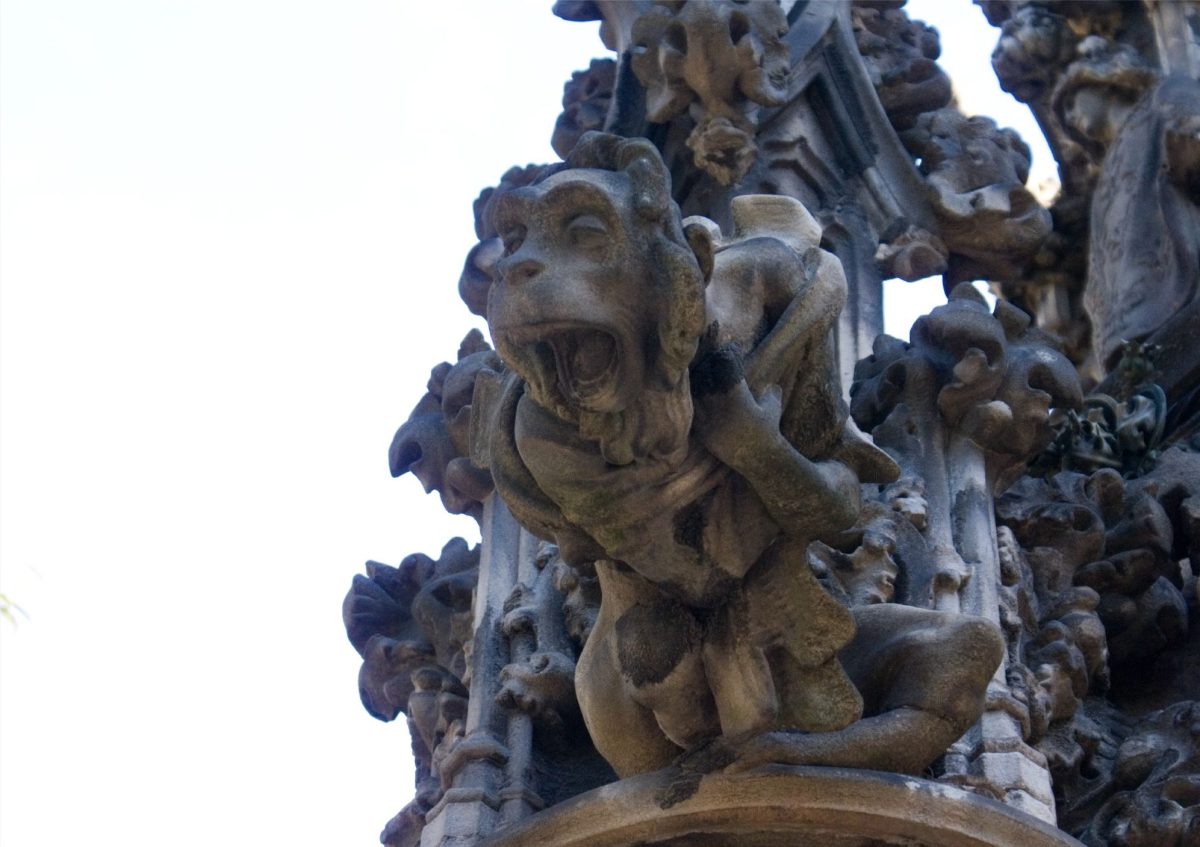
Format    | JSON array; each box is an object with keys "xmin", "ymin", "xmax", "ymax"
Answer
[{"xmin": 691, "ymin": 361, "xmax": 862, "ymax": 540}]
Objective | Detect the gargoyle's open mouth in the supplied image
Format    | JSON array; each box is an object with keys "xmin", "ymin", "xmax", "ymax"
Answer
[
  {"xmin": 501, "ymin": 322, "xmax": 622, "ymax": 412},
  {"xmin": 539, "ymin": 327, "xmax": 619, "ymax": 410}
]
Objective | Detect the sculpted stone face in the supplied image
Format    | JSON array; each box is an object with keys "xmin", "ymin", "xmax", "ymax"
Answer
[
  {"xmin": 489, "ymin": 169, "xmax": 650, "ymax": 419},
  {"xmin": 485, "ymin": 140, "xmax": 707, "ymax": 468}
]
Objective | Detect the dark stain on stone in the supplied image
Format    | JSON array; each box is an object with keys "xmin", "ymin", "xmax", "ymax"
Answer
[
  {"xmin": 654, "ymin": 767, "xmax": 704, "ymax": 810},
  {"xmin": 674, "ymin": 502, "xmax": 706, "ymax": 552},
  {"xmin": 690, "ymin": 338, "xmax": 744, "ymax": 397},
  {"xmin": 615, "ymin": 601, "xmax": 700, "ymax": 687}
]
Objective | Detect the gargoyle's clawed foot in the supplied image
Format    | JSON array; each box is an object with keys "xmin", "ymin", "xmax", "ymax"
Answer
[
  {"xmin": 723, "ymin": 730, "xmax": 819, "ymax": 774},
  {"xmin": 674, "ymin": 735, "xmax": 738, "ymax": 775}
]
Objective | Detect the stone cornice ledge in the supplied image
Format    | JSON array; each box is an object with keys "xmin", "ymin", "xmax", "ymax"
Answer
[{"xmin": 480, "ymin": 765, "xmax": 1083, "ymax": 846}]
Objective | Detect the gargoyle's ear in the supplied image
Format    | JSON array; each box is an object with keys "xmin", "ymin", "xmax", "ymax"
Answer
[
  {"xmin": 614, "ymin": 138, "xmax": 671, "ymax": 220},
  {"xmin": 683, "ymin": 220, "xmax": 715, "ymax": 284}
]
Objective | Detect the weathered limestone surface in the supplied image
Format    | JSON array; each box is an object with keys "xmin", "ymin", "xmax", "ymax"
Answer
[
  {"xmin": 480, "ymin": 766, "xmax": 1081, "ymax": 847},
  {"xmin": 346, "ymin": 2, "xmax": 1200, "ymax": 846}
]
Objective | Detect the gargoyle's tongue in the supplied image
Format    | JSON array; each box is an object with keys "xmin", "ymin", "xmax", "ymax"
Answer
[{"xmin": 551, "ymin": 329, "xmax": 616, "ymax": 405}]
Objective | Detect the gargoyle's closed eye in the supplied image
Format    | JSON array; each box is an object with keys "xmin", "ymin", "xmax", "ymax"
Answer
[{"xmin": 566, "ymin": 214, "xmax": 608, "ymax": 248}]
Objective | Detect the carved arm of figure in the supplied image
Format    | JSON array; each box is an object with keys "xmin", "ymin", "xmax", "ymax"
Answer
[
  {"xmin": 689, "ymin": 199, "xmax": 867, "ymax": 540},
  {"xmin": 692, "ymin": 360, "xmax": 861, "ymax": 539}
]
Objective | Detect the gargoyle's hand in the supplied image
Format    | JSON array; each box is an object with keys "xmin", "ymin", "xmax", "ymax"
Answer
[{"xmin": 692, "ymin": 343, "xmax": 785, "ymax": 464}]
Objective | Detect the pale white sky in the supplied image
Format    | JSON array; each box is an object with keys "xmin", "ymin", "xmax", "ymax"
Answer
[{"xmin": 0, "ymin": 2, "xmax": 1050, "ymax": 845}]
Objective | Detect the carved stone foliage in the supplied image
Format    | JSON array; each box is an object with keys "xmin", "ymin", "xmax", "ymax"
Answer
[
  {"xmin": 852, "ymin": 3, "xmax": 1050, "ymax": 287},
  {"xmin": 388, "ymin": 330, "xmax": 499, "ymax": 523},
  {"xmin": 343, "ymin": 539, "xmax": 479, "ymax": 847},
  {"xmin": 553, "ymin": 58, "xmax": 617, "ymax": 161},
  {"xmin": 629, "ymin": 0, "xmax": 790, "ymax": 185},
  {"xmin": 498, "ymin": 545, "xmax": 578, "ymax": 733},
  {"xmin": 850, "ymin": 285, "xmax": 1084, "ymax": 818},
  {"xmin": 906, "ymin": 108, "xmax": 1052, "ymax": 285},
  {"xmin": 850, "ymin": 1, "xmax": 952, "ymax": 134},
  {"xmin": 494, "ymin": 541, "xmax": 615, "ymax": 812},
  {"xmin": 991, "ymin": 455, "xmax": 1200, "ymax": 837},
  {"xmin": 999, "ymin": 469, "xmax": 1183, "ymax": 677},
  {"xmin": 852, "ymin": 284, "xmax": 1083, "ymax": 505},
  {"xmin": 476, "ymin": 131, "xmax": 1003, "ymax": 782},
  {"xmin": 1002, "ymin": 192, "xmax": 1094, "ymax": 373},
  {"xmin": 982, "ymin": 2, "xmax": 1200, "ymax": 394},
  {"xmin": 982, "ymin": 1, "xmax": 1157, "ymax": 198},
  {"xmin": 1084, "ymin": 701, "xmax": 1200, "ymax": 847},
  {"xmin": 1038, "ymin": 384, "xmax": 1168, "ymax": 479},
  {"xmin": 990, "ymin": 4, "xmax": 1077, "ymax": 105}
]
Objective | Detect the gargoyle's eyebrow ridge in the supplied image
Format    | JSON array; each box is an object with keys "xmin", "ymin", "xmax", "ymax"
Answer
[{"xmin": 536, "ymin": 178, "xmax": 623, "ymax": 217}]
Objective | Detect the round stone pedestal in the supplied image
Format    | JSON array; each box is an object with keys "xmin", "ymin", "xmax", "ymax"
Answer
[{"xmin": 482, "ymin": 766, "xmax": 1082, "ymax": 846}]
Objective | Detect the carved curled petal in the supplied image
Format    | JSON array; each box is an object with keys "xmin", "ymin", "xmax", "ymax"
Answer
[
  {"xmin": 459, "ymin": 240, "xmax": 496, "ymax": 319},
  {"xmin": 501, "ymin": 604, "xmax": 538, "ymax": 637},
  {"xmin": 343, "ymin": 572, "xmax": 410, "ymax": 655},
  {"xmin": 1113, "ymin": 701, "xmax": 1200, "ymax": 790},
  {"xmin": 933, "ymin": 566, "xmax": 966, "ymax": 597},
  {"xmin": 1007, "ymin": 342, "xmax": 1084, "ymax": 412},
  {"xmin": 390, "ymin": 413, "xmax": 453, "ymax": 485},
  {"xmin": 911, "ymin": 296, "xmax": 1005, "ymax": 370},
  {"xmin": 994, "ymin": 299, "xmax": 1032, "ymax": 340},
  {"xmin": 958, "ymin": 399, "xmax": 1017, "ymax": 452},
  {"xmin": 396, "ymin": 551, "xmax": 439, "ymax": 588},
  {"xmin": 733, "ymin": 37, "xmax": 788, "ymax": 108},
  {"xmin": 937, "ymin": 347, "xmax": 1005, "ymax": 428},
  {"xmin": 977, "ymin": 342, "xmax": 1080, "ymax": 465},
  {"xmin": 874, "ymin": 227, "xmax": 949, "ymax": 281},
  {"xmin": 850, "ymin": 335, "xmax": 911, "ymax": 423},
  {"xmin": 649, "ymin": 52, "xmax": 693, "ymax": 122},
  {"xmin": 551, "ymin": 0, "xmax": 602, "ymax": 23},
  {"xmin": 357, "ymin": 635, "xmax": 436, "ymax": 723},
  {"xmin": 629, "ymin": 6, "xmax": 671, "ymax": 57},
  {"xmin": 496, "ymin": 651, "xmax": 578, "ymax": 727},
  {"xmin": 437, "ymin": 688, "xmax": 469, "ymax": 726},
  {"xmin": 952, "ymin": 347, "xmax": 997, "ymax": 384},
  {"xmin": 737, "ymin": 58, "xmax": 790, "ymax": 107},
  {"xmin": 631, "ymin": 9, "xmax": 694, "ymax": 123}
]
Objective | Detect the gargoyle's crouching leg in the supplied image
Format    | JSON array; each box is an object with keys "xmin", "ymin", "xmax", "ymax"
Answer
[
  {"xmin": 727, "ymin": 603, "xmax": 1004, "ymax": 776},
  {"xmin": 734, "ymin": 537, "xmax": 863, "ymax": 735},
  {"xmin": 575, "ymin": 560, "xmax": 719, "ymax": 778}
]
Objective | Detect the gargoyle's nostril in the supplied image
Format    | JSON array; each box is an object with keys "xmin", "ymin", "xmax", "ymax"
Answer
[{"xmin": 509, "ymin": 259, "xmax": 543, "ymax": 283}]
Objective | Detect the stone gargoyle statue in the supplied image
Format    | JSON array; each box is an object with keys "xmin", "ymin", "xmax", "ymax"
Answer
[{"xmin": 477, "ymin": 131, "xmax": 1005, "ymax": 779}]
